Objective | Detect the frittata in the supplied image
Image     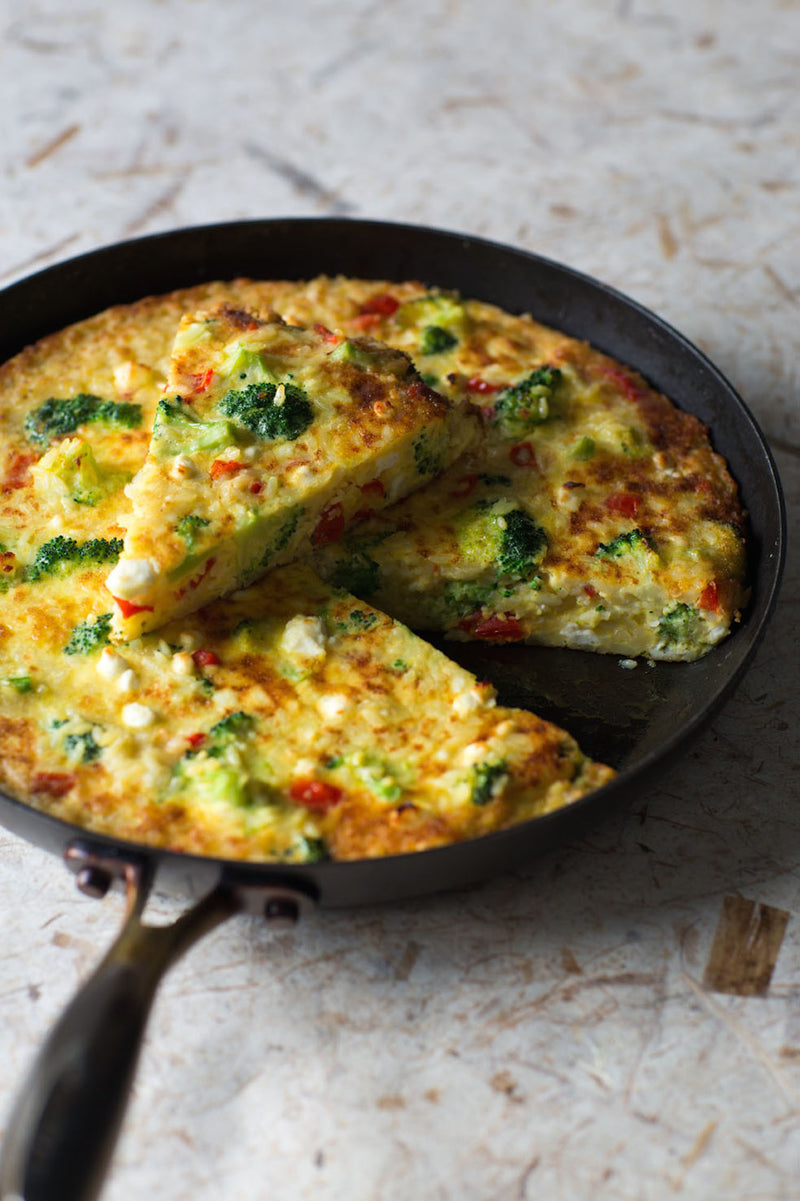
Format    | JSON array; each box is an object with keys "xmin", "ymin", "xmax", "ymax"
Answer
[
  {"xmin": 274, "ymin": 279, "xmax": 748, "ymax": 660},
  {"xmin": 0, "ymin": 283, "xmax": 615, "ymax": 861},
  {"xmin": 109, "ymin": 305, "xmax": 477, "ymax": 640}
]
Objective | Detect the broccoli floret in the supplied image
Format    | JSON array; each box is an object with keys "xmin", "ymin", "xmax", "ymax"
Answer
[
  {"xmin": 293, "ymin": 836, "xmax": 330, "ymax": 863},
  {"xmin": 493, "ymin": 367, "xmax": 563, "ymax": 439},
  {"xmin": 595, "ymin": 529, "xmax": 654, "ymax": 559},
  {"xmin": 471, "ymin": 761, "xmax": 508, "ymax": 806},
  {"xmin": 27, "ymin": 535, "xmax": 123, "ymax": 582},
  {"xmin": 152, "ymin": 399, "xmax": 240, "ymax": 458},
  {"xmin": 658, "ymin": 603, "xmax": 700, "ymax": 647},
  {"xmin": 64, "ymin": 730, "xmax": 102, "ymax": 763},
  {"xmin": 218, "ymin": 382, "xmax": 313, "ymax": 441},
  {"xmin": 572, "ymin": 436, "xmax": 596, "ymax": 461},
  {"xmin": 175, "ymin": 515, "xmax": 210, "ymax": 551},
  {"xmin": 497, "ymin": 510, "xmax": 548, "ymax": 581},
  {"xmin": 32, "ymin": 437, "xmax": 128, "ymax": 507},
  {"xmin": 349, "ymin": 751, "xmax": 405, "ymax": 801},
  {"xmin": 206, "ymin": 711, "xmax": 255, "ymax": 756},
  {"xmin": 412, "ymin": 431, "xmax": 442, "ymax": 476},
  {"xmin": 420, "ymin": 325, "xmax": 458, "ymax": 355},
  {"xmin": 442, "ymin": 580, "xmax": 496, "ymax": 616},
  {"xmin": 25, "ymin": 394, "xmax": 141, "ymax": 445},
  {"xmin": 3, "ymin": 676, "xmax": 33, "ymax": 693},
  {"xmin": 332, "ymin": 609, "xmax": 378, "ymax": 633},
  {"xmin": 396, "ymin": 292, "xmax": 467, "ymax": 336},
  {"xmin": 329, "ymin": 549, "xmax": 381, "ymax": 597},
  {"xmin": 260, "ymin": 505, "xmax": 304, "ymax": 570},
  {"xmin": 64, "ymin": 613, "xmax": 112, "ymax": 655}
]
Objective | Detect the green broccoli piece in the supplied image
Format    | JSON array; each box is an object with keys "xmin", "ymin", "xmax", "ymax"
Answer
[
  {"xmin": 3, "ymin": 676, "xmax": 33, "ymax": 693},
  {"xmin": 293, "ymin": 836, "xmax": 330, "ymax": 863},
  {"xmin": 33, "ymin": 437, "xmax": 129, "ymax": 507},
  {"xmin": 329, "ymin": 549, "xmax": 381, "ymax": 597},
  {"xmin": 497, "ymin": 510, "xmax": 548, "ymax": 581},
  {"xmin": 420, "ymin": 326, "xmax": 458, "ymax": 355},
  {"xmin": 218, "ymin": 382, "xmax": 313, "ymax": 441},
  {"xmin": 412, "ymin": 431, "xmax": 441, "ymax": 476},
  {"xmin": 471, "ymin": 761, "xmax": 508, "ymax": 806},
  {"xmin": 175, "ymin": 515, "xmax": 210, "ymax": 552},
  {"xmin": 206, "ymin": 710, "xmax": 256, "ymax": 756},
  {"xmin": 64, "ymin": 730, "xmax": 102, "ymax": 763},
  {"xmin": 595, "ymin": 529, "xmax": 654, "ymax": 559},
  {"xmin": 152, "ymin": 399, "xmax": 241, "ymax": 458},
  {"xmin": 332, "ymin": 609, "xmax": 378, "ymax": 633},
  {"xmin": 64, "ymin": 613, "xmax": 112, "ymax": 656},
  {"xmin": 442, "ymin": 580, "xmax": 496, "ymax": 616},
  {"xmin": 27, "ymin": 536, "xmax": 123, "ymax": 582},
  {"xmin": 396, "ymin": 292, "xmax": 467, "ymax": 336},
  {"xmin": 493, "ymin": 367, "xmax": 563, "ymax": 439},
  {"xmin": 658, "ymin": 603, "xmax": 700, "ymax": 647},
  {"xmin": 259, "ymin": 505, "xmax": 304, "ymax": 570},
  {"xmin": 25, "ymin": 394, "xmax": 141, "ymax": 445},
  {"xmin": 572, "ymin": 436, "xmax": 596, "ymax": 461}
]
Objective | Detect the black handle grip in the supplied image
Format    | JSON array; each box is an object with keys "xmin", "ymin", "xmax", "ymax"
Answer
[{"xmin": 0, "ymin": 883, "xmax": 239, "ymax": 1201}]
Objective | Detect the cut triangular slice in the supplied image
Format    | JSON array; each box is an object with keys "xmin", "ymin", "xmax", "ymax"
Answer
[{"xmin": 107, "ymin": 306, "xmax": 477, "ymax": 639}]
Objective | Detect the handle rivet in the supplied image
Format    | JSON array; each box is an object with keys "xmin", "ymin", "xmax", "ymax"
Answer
[
  {"xmin": 264, "ymin": 898, "xmax": 299, "ymax": 924},
  {"xmin": 76, "ymin": 865, "xmax": 113, "ymax": 899}
]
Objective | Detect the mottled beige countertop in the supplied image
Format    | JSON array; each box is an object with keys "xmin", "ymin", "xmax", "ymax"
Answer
[{"xmin": 0, "ymin": 2, "xmax": 798, "ymax": 1198}]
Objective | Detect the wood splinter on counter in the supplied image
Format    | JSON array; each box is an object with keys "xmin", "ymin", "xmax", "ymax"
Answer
[{"xmin": 703, "ymin": 895, "xmax": 790, "ymax": 997}]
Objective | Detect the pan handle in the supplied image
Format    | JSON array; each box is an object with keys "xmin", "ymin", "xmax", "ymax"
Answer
[{"xmin": 0, "ymin": 856, "xmax": 261, "ymax": 1201}]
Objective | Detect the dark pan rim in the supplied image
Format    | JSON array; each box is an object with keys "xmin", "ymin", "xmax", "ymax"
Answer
[{"xmin": 0, "ymin": 217, "xmax": 786, "ymax": 904}]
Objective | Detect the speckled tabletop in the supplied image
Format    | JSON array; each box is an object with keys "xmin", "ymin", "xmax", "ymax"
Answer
[{"xmin": 0, "ymin": 2, "xmax": 798, "ymax": 1198}]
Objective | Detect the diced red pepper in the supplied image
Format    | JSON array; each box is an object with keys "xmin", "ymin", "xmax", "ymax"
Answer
[
  {"xmin": 176, "ymin": 557, "xmax": 217, "ymax": 600},
  {"xmin": 112, "ymin": 596, "xmax": 154, "ymax": 619},
  {"xmin": 250, "ymin": 481, "xmax": 263, "ymax": 495},
  {"xmin": 450, "ymin": 473, "xmax": 479, "ymax": 499},
  {"xmin": 312, "ymin": 502, "xmax": 345, "ymax": 547},
  {"xmin": 606, "ymin": 492, "xmax": 641, "ymax": 519},
  {"xmin": 314, "ymin": 323, "xmax": 341, "ymax": 344},
  {"xmin": 584, "ymin": 584, "xmax": 599, "ymax": 599},
  {"xmin": 192, "ymin": 648, "xmax": 221, "ymax": 669},
  {"xmin": 32, "ymin": 772, "xmax": 75, "ymax": 797},
  {"xmin": 459, "ymin": 611, "xmax": 524, "ymax": 642},
  {"xmin": 360, "ymin": 479, "xmax": 385, "ymax": 499},
  {"xmin": 597, "ymin": 364, "xmax": 644, "ymax": 403},
  {"xmin": 210, "ymin": 459, "xmax": 246, "ymax": 480},
  {"xmin": 360, "ymin": 293, "xmax": 399, "ymax": 317},
  {"xmin": 288, "ymin": 778, "xmax": 343, "ymax": 812},
  {"xmin": 186, "ymin": 732, "xmax": 206, "ymax": 748},
  {"xmin": 466, "ymin": 376, "xmax": 505, "ymax": 394},
  {"xmin": 350, "ymin": 312, "xmax": 382, "ymax": 331},
  {"xmin": 190, "ymin": 367, "xmax": 214, "ymax": 393},
  {"xmin": 698, "ymin": 581, "xmax": 720, "ymax": 613},
  {"xmin": 509, "ymin": 442, "xmax": 536, "ymax": 468}
]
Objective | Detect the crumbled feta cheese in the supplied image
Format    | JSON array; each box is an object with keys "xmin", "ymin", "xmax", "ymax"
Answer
[
  {"xmin": 113, "ymin": 360, "xmax": 153, "ymax": 393},
  {"xmin": 452, "ymin": 688, "xmax": 484, "ymax": 718},
  {"xmin": 273, "ymin": 383, "xmax": 286, "ymax": 407},
  {"xmin": 106, "ymin": 558, "xmax": 157, "ymax": 599},
  {"xmin": 172, "ymin": 651, "xmax": 196, "ymax": 677},
  {"xmin": 318, "ymin": 693, "xmax": 349, "ymax": 721},
  {"xmin": 293, "ymin": 758, "xmax": 316, "ymax": 777},
  {"xmin": 121, "ymin": 702, "xmax": 154, "ymax": 728},
  {"xmin": 97, "ymin": 648, "xmax": 129, "ymax": 680},
  {"xmin": 170, "ymin": 454, "xmax": 197, "ymax": 480},
  {"xmin": 116, "ymin": 669, "xmax": 137, "ymax": 693},
  {"xmin": 618, "ymin": 658, "xmax": 638, "ymax": 670},
  {"xmin": 460, "ymin": 741, "xmax": 489, "ymax": 767},
  {"xmin": 281, "ymin": 616, "xmax": 327, "ymax": 660}
]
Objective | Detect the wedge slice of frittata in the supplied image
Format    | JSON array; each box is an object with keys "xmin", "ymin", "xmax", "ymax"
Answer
[{"xmin": 107, "ymin": 305, "xmax": 478, "ymax": 640}]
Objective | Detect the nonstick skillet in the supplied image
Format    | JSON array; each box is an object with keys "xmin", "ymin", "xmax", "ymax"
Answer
[{"xmin": 0, "ymin": 219, "xmax": 786, "ymax": 1201}]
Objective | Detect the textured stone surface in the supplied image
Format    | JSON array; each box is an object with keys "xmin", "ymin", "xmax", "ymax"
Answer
[{"xmin": 0, "ymin": 2, "xmax": 798, "ymax": 1198}]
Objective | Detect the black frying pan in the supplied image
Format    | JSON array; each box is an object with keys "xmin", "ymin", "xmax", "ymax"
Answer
[{"xmin": 0, "ymin": 219, "xmax": 786, "ymax": 1201}]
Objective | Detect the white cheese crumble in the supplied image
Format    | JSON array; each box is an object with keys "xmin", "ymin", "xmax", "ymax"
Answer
[
  {"xmin": 116, "ymin": 669, "xmax": 137, "ymax": 693},
  {"xmin": 281, "ymin": 616, "xmax": 327, "ymax": 660},
  {"xmin": 460, "ymin": 741, "xmax": 490, "ymax": 767},
  {"xmin": 121, "ymin": 702, "xmax": 155, "ymax": 728},
  {"xmin": 172, "ymin": 651, "xmax": 196, "ymax": 677},
  {"xmin": 318, "ymin": 693, "xmax": 349, "ymax": 721},
  {"xmin": 170, "ymin": 454, "xmax": 197, "ymax": 480},
  {"xmin": 619, "ymin": 658, "xmax": 638, "ymax": 670},
  {"xmin": 452, "ymin": 688, "xmax": 484, "ymax": 718},
  {"xmin": 97, "ymin": 648, "xmax": 129, "ymax": 680},
  {"xmin": 106, "ymin": 558, "xmax": 157, "ymax": 599}
]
